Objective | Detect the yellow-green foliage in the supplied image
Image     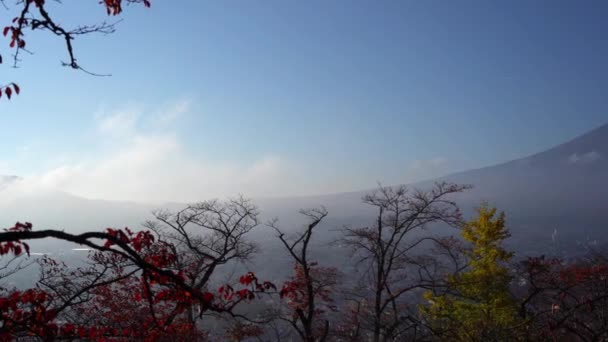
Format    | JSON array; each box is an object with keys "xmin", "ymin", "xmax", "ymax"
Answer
[{"xmin": 421, "ymin": 204, "xmax": 520, "ymax": 341}]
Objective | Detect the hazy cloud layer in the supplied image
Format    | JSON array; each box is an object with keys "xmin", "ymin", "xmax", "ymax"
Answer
[
  {"xmin": 12, "ymin": 102, "xmax": 294, "ymax": 203},
  {"xmin": 0, "ymin": 103, "xmax": 462, "ymax": 203}
]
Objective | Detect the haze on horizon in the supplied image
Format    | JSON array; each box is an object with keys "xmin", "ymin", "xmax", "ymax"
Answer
[{"xmin": 1, "ymin": 0, "xmax": 607, "ymax": 203}]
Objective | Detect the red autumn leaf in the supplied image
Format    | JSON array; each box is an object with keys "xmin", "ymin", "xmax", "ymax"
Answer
[{"xmin": 202, "ymin": 292, "xmax": 214, "ymax": 303}]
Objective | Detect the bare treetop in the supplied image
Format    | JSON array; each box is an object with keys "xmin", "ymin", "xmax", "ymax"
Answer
[{"xmin": 340, "ymin": 182, "xmax": 471, "ymax": 341}]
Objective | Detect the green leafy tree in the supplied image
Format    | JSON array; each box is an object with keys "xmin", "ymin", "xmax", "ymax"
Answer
[{"xmin": 421, "ymin": 204, "xmax": 521, "ymax": 341}]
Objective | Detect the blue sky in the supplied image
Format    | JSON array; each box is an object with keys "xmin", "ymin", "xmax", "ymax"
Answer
[{"xmin": 1, "ymin": 0, "xmax": 607, "ymax": 201}]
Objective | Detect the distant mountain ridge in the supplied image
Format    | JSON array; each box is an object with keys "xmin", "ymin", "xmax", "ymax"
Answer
[
  {"xmin": 421, "ymin": 122, "xmax": 607, "ymax": 254},
  {"xmin": 434, "ymin": 122, "xmax": 607, "ymax": 213},
  {"xmin": 458, "ymin": 122, "xmax": 606, "ymax": 171},
  {"xmin": 267, "ymin": 122, "xmax": 606, "ymax": 199},
  {"xmin": 256, "ymin": 122, "xmax": 608, "ymax": 255}
]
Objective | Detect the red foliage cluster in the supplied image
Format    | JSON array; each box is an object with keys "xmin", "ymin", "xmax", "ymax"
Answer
[
  {"xmin": 3, "ymin": 18, "xmax": 26, "ymax": 50},
  {"xmin": 280, "ymin": 263, "xmax": 337, "ymax": 315},
  {"xmin": 104, "ymin": 227, "xmax": 155, "ymax": 252},
  {"xmin": 219, "ymin": 272, "xmax": 276, "ymax": 303},
  {"xmin": 522, "ymin": 256, "xmax": 608, "ymax": 341},
  {"xmin": 77, "ymin": 266, "xmax": 274, "ymax": 340},
  {"xmin": 0, "ymin": 222, "xmax": 32, "ymax": 256},
  {"xmin": 79, "ymin": 275, "xmax": 205, "ymax": 341},
  {"xmin": 0, "ymin": 289, "xmax": 54, "ymax": 341},
  {"xmin": 559, "ymin": 263, "xmax": 608, "ymax": 286},
  {"xmin": 0, "ymin": 220, "xmax": 279, "ymax": 340},
  {"xmin": 0, "ymin": 285, "xmax": 156, "ymax": 341},
  {"xmin": 103, "ymin": 0, "xmax": 151, "ymax": 16},
  {"xmin": 0, "ymin": 223, "xmax": 195, "ymax": 340}
]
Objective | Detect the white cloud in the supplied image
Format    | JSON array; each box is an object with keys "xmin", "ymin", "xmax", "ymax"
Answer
[
  {"xmin": 568, "ymin": 151, "xmax": 602, "ymax": 164},
  {"xmin": 13, "ymin": 102, "xmax": 297, "ymax": 203},
  {"xmin": 96, "ymin": 106, "xmax": 141, "ymax": 138}
]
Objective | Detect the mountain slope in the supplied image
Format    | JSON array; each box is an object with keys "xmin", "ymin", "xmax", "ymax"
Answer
[
  {"xmin": 436, "ymin": 123, "xmax": 607, "ymax": 214},
  {"xmin": 256, "ymin": 123, "xmax": 608, "ymax": 255}
]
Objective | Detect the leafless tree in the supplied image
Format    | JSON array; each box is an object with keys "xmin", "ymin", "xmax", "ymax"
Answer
[
  {"xmin": 339, "ymin": 182, "xmax": 470, "ymax": 342},
  {"xmin": 143, "ymin": 196, "xmax": 260, "ymax": 324},
  {"xmin": 269, "ymin": 207, "xmax": 340, "ymax": 342}
]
